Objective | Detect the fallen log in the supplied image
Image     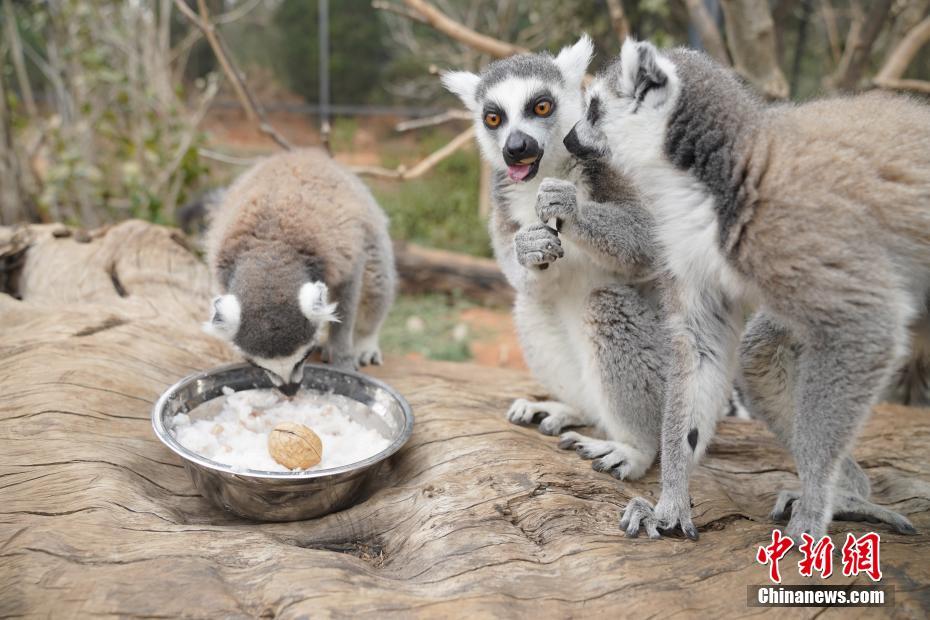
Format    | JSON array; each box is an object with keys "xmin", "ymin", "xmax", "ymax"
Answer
[
  {"xmin": 393, "ymin": 240, "xmax": 512, "ymax": 306},
  {"xmin": 1, "ymin": 221, "xmax": 928, "ymax": 617}
]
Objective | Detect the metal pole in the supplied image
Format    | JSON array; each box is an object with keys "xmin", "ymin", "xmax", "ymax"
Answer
[{"xmin": 318, "ymin": 0, "xmax": 331, "ymax": 154}]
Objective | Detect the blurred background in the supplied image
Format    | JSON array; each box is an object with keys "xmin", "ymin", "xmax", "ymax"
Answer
[{"xmin": 2, "ymin": 0, "xmax": 928, "ymax": 364}]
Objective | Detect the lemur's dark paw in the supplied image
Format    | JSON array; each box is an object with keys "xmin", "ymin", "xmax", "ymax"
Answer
[
  {"xmin": 770, "ymin": 490, "xmax": 799, "ymax": 523},
  {"xmin": 830, "ymin": 493, "xmax": 917, "ymax": 535},
  {"xmin": 621, "ymin": 496, "xmax": 698, "ymax": 540}
]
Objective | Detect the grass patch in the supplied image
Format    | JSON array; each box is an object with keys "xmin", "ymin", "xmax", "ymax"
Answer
[
  {"xmin": 380, "ymin": 293, "xmax": 476, "ymax": 362},
  {"xmin": 366, "ymin": 129, "xmax": 492, "ymax": 258}
]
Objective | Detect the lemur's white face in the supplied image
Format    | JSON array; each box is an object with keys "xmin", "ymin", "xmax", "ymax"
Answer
[
  {"xmin": 442, "ymin": 36, "xmax": 593, "ymax": 183},
  {"xmin": 565, "ymin": 39, "xmax": 680, "ymax": 177},
  {"xmin": 203, "ymin": 281, "xmax": 339, "ymax": 389}
]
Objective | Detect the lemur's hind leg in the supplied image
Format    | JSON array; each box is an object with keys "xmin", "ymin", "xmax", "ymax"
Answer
[
  {"xmin": 564, "ymin": 284, "xmax": 664, "ymax": 481},
  {"xmin": 352, "ymin": 243, "xmax": 396, "ymax": 367},
  {"xmin": 506, "ymin": 398, "xmax": 589, "ymax": 435},
  {"xmin": 740, "ymin": 311, "xmax": 916, "ymax": 536}
]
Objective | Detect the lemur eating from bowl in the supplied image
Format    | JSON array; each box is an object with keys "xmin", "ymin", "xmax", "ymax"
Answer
[
  {"xmin": 567, "ymin": 39, "xmax": 929, "ymax": 539},
  {"xmin": 443, "ymin": 36, "xmax": 743, "ymax": 480},
  {"xmin": 203, "ymin": 149, "xmax": 396, "ymax": 392}
]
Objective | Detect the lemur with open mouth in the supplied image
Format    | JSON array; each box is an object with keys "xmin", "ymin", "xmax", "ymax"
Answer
[
  {"xmin": 443, "ymin": 36, "xmax": 679, "ymax": 480},
  {"xmin": 568, "ymin": 39, "xmax": 929, "ymax": 539}
]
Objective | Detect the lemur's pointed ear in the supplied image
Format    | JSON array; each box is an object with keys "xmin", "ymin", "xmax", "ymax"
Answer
[
  {"xmin": 203, "ymin": 294, "xmax": 240, "ymax": 341},
  {"xmin": 299, "ymin": 281, "xmax": 339, "ymax": 324},
  {"xmin": 555, "ymin": 34, "xmax": 594, "ymax": 86},
  {"xmin": 618, "ymin": 38, "xmax": 669, "ymax": 105},
  {"xmin": 441, "ymin": 71, "xmax": 481, "ymax": 111}
]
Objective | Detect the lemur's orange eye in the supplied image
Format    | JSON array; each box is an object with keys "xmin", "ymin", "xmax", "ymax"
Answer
[
  {"xmin": 484, "ymin": 112, "xmax": 501, "ymax": 128},
  {"xmin": 534, "ymin": 100, "xmax": 553, "ymax": 116}
]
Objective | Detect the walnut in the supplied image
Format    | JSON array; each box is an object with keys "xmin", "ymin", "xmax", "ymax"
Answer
[{"xmin": 268, "ymin": 422, "xmax": 323, "ymax": 470}]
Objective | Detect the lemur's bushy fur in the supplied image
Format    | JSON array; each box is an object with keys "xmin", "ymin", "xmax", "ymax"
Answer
[
  {"xmin": 204, "ymin": 149, "xmax": 396, "ymax": 384},
  {"xmin": 570, "ymin": 40, "xmax": 930, "ymax": 539},
  {"xmin": 444, "ymin": 37, "xmax": 721, "ymax": 480}
]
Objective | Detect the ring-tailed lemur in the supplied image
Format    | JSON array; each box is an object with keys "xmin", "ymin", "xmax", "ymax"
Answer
[
  {"xmin": 567, "ymin": 39, "xmax": 930, "ymax": 539},
  {"xmin": 203, "ymin": 148, "xmax": 396, "ymax": 390},
  {"xmin": 442, "ymin": 36, "xmax": 678, "ymax": 480}
]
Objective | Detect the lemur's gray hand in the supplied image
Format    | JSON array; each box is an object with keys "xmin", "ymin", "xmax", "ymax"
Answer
[
  {"xmin": 514, "ymin": 223, "xmax": 563, "ymax": 270},
  {"xmin": 535, "ymin": 177, "xmax": 577, "ymax": 231}
]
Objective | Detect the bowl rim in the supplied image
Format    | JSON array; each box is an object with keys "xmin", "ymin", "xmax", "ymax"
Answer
[{"xmin": 151, "ymin": 362, "xmax": 414, "ymax": 480}]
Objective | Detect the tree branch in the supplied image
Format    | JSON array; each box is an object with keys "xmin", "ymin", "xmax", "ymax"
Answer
[
  {"xmin": 173, "ymin": 0, "xmax": 293, "ymax": 150},
  {"xmin": 395, "ymin": 110, "xmax": 470, "ymax": 132},
  {"xmin": 874, "ymin": 78, "xmax": 930, "ymax": 94},
  {"xmin": 683, "ymin": 0, "xmax": 730, "ymax": 65},
  {"xmin": 874, "ymin": 17, "xmax": 930, "ymax": 84},
  {"xmin": 605, "ymin": 0, "xmax": 630, "ymax": 43},
  {"xmin": 832, "ymin": 0, "xmax": 894, "ymax": 91},
  {"xmin": 720, "ymin": 0, "xmax": 788, "ymax": 99},
  {"xmin": 353, "ymin": 126, "xmax": 475, "ymax": 180},
  {"xmin": 371, "ymin": 0, "xmax": 427, "ymax": 24},
  {"xmin": 396, "ymin": 0, "xmax": 528, "ymax": 58}
]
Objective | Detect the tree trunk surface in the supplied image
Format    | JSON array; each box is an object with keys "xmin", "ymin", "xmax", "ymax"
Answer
[{"xmin": 1, "ymin": 221, "xmax": 928, "ymax": 618}]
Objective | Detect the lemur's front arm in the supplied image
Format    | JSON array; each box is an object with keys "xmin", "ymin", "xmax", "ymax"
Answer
[{"xmin": 534, "ymin": 178, "xmax": 657, "ymax": 281}]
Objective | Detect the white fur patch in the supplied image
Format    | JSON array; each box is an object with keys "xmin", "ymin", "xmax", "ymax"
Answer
[
  {"xmin": 299, "ymin": 281, "xmax": 339, "ymax": 324},
  {"xmin": 555, "ymin": 34, "xmax": 594, "ymax": 86},
  {"xmin": 440, "ymin": 71, "xmax": 480, "ymax": 111},
  {"xmin": 203, "ymin": 294, "xmax": 241, "ymax": 341},
  {"xmin": 251, "ymin": 346, "xmax": 312, "ymax": 385}
]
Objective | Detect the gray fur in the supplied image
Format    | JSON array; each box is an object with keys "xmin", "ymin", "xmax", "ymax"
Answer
[
  {"xmin": 451, "ymin": 41, "xmax": 674, "ymax": 481},
  {"xmin": 660, "ymin": 48, "xmax": 763, "ymax": 248},
  {"xmin": 739, "ymin": 313, "xmax": 916, "ymax": 534},
  {"xmin": 591, "ymin": 41, "xmax": 930, "ymax": 540},
  {"xmin": 205, "ymin": 149, "xmax": 396, "ymax": 381},
  {"xmin": 475, "ymin": 54, "xmax": 563, "ymax": 99}
]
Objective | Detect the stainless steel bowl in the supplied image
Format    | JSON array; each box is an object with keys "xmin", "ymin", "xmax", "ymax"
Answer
[{"xmin": 151, "ymin": 362, "xmax": 413, "ymax": 521}]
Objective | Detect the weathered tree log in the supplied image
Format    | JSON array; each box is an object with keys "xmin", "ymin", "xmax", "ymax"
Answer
[
  {"xmin": 394, "ymin": 240, "xmax": 512, "ymax": 306},
  {"xmin": 1, "ymin": 221, "xmax": 928, "ymax": 618}
]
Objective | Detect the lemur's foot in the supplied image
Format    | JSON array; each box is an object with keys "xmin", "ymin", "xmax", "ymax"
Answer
[
  {"xmin": 506, "ymin": 399, "xmax": 584, "ymax": 435},
  {"xmin": 772, "ymin": 489, "xmax": 916, "ymax": 536},
  {"xmin": 620, "ymin": 496, "xmax": 699, "ymax": 540},
  {"xmin": 558, "ymin": 432, "xmax": 651, "ymax": 480},
  {"xmin": 321, "ymin": 347, "xmax": 358, "ymax": 371},
  {"xmin": 353, "ymin": 335, "xmax": 383, "ymax": 367}
]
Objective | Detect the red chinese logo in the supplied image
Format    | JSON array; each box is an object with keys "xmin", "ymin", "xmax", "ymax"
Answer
[
  {"xmin": 798, "ymin": 533, "xmax": 834, "ymax": 578},
  {"xmin": 756, "ymin": 529, "xmax": 794, "ymax": 584},
  {"xmin": 841, "ymin": 532, "xmax": 882, "ymax": 581}
]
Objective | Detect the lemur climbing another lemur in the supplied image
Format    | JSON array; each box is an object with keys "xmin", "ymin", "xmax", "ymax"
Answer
[
  {"xmin": 443, "ymin": 36, "xmax": 740, "ymax": 480},
  {"xmin": 568, "ymin": 39, "xmax": 930, "ymax": 539},
  {"xmin": 203, "ymin": 149, "xmax": 396, "ymax": 390}
]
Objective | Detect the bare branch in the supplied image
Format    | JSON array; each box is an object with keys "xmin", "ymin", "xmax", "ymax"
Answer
[
  {"xmin": 820, "ymin": 0, "xmax": 842, "ymax": 66},
  {"xmin": 395, "ymin": 109, "xmax": 470, "ymax": 132},
  {"xmin": 198, "ymin": 148, "xmax": 260, "ymax": 166},
  {"xmin": 719, "ymin": 0, "xmax": 788, "ymax": 99},
  {"xmin": 173, "ymin": 0, "xmax": 293, "ymax": 150},
  {"xmin": 683, "ymin": 0, "xmax": 730, "ymax": 65},
  {"xmin": 874, "ymin": 77, "xmax": 930, "ymax": 94},
  {"xmin": 604, "ymin": 0, "xmax": 630, "ymax": 43},
  {"xmin": 353, "ymin": 126, "xmax": 475, "ymax": 180},
  {"xmin": 875, "ymin": 17, "xmax": 930, "ymax": 84},
  {"xmin": 3, "ymin": 0, "xmax": 37, "ymax": 118},
  {"xmin": 371, "ymin": 1, "xmax": 428, "ymax": 24},
  {"xmin": 832, "ymin": 0, "xmax": 895, "ymax": 91},
  {"xmin": 399, "ymin": 0, "xmax": 528, "ymax": 58}
]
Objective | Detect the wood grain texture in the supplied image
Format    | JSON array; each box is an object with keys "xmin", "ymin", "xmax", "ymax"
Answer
[{"xmin": 1, "ymin": 221, "xmax": 928, "ymax": 618}]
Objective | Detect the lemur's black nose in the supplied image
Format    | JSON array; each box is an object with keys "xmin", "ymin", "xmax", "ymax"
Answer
[
  {"xmin": 563, "ymin": 122, "xmax": 598, "ymax": 161},
  {"xmin": 503, "ymin": 131, "xmax": 539, "ymax": 164}
]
